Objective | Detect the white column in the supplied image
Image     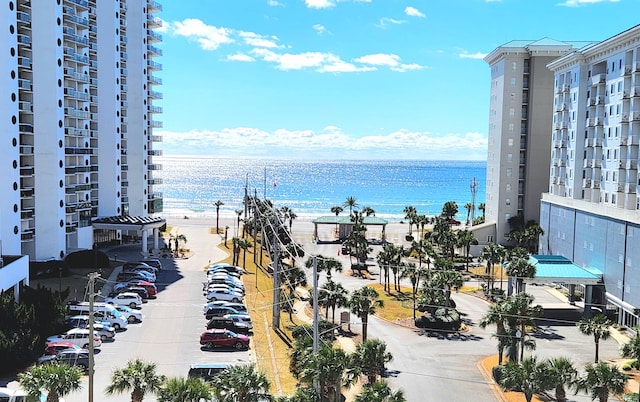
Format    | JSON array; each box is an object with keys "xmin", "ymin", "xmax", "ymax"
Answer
[
  {"xmin": 153, "ymin": 227, "xmax": 159, "ymax": 251},
  {"xmin": 141, "ymin": 229, "xmax": 148, "ymax": 255}
]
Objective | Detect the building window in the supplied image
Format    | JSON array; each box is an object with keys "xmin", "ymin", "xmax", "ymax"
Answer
[
  {"xmin": 506, "ymin": 168, "xmax": 512, "ymax": 177},
  {"xmin": 510, "ymin": 108, "xmax": 515, "ymax": 117},
  {"xmin": 509, "ymin": 123, "xmax": 514, "ymax": 132},
  {"xmin": 508, "ymin": 138, "xmax": 514, "ymax": 147},
  {"xmin": 505, "ymin": 214, "xmax": 510, "ymax": 221},
  {"xmin": 511, "ymin": 78, "xmax": 516, "ymax": 86},
  {"xmin": 512, "ymin": 62, "xmax": 517, "ymax": 71},
  {"xmin": 507, "ymin": 153, "xmax": 513, "ymax": 162},
  {"xmin": 506, "ymin": 198, "xmax": 511, "ymax": 206},
  {"xmin": 506, "ymin": 183, "xmax": 511, "ymax": 192}
]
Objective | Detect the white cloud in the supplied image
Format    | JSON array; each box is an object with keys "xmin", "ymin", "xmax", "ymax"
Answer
[
  {"xmin": 376, "ymin": 17, "xmax": 406, "ymax": 28},
  {"xmin": 405, "ymin": 6, "xmax": 425, "ymax": 17},
  {"xmin": 392, "ymin": 63, "xmax": 424, "ymax": 72},
  {"xmin": 557, "ymin": 0, "xmax": 619, "ymax": 6},
  {"xmin": 171, "ymin": 19, "xmax": 234, "ymax": 50},
  {"xmin": 312, "ymin": 24, "xmax": 328, "ymax": 35},
  {"xmin": 305, "ymin": 0, "xmax": 335, "ymax": 9},
  {"xmin": 267, "ymin": 0, "xmax": 284, "ymax": 6},
  {"xmin": 239, "ymin": 32, "xmax": 281, "ymax": 48},
  {"xmin": 459, "ymin": 51, "xmax": 487, "ymax": 59},
  {"xmin": 226, "ymin": 53, "xmax": 255, "ymax": 62},
  {"xmin": 354, "ymin": 53, "xmax": 401, "ymax": 67},
  {"xmin": 158, "ymin": 128, "xmax": 488, "ymax": 160}
]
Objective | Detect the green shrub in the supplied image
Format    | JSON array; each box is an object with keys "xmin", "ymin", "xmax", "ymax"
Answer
[
  {"xmin": 492, "ymin": 365, "xmax": 504, "ymax": 383},
  {"xmin": 65, "ymin": 249, "xmax": 110, "ymax": 270}
]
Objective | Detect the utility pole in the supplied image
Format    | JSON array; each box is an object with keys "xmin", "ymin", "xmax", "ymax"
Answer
[
  {"xmin": 470, "ymin": 177, "xmax": 478, "ymax": 226},
  {"xmin": 272, "ymin": 212, "xmax": 281, "ymax": 328},
  {"xmin": 87, "ymin": 272, "xmax": 100, "ymax": 402},
  {"xmin": 312, "ymin": 256, "xmax": 319, "ymax": 353}
]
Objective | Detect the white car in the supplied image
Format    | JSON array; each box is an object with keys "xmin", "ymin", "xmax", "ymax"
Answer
[
  {"xmin": 114, "ymin": 305, "xmax": 143, "ymax": 323},
  {"xmin": 224, "ymin": 314, "xmax": 253, "ymax": 329},
  {"xmin": 206, "ymin": 289, "xmax": 243, "ymax": 303},
  {"xmin": 207, "ymin": 272, "xmax": 244, "ymax": 286},
  {"xmin": 47, "ymin": 328, "xmax": 102, "ymax": 349},
  {"xmin": 204, "ymin": 281, "xmax": 244, "ymax": 294},
  {"xmin": 205, "ymin": 284, "xmax": 244, "ymax": 297},
  {"xmin": 105, "ymin": 292, "xmax": 143, "ymax": 309}
]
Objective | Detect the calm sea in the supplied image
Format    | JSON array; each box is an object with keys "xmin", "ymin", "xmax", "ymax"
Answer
[{"xmin": 157, "ymin": 156, "xmax": 486, "ymax": 222}]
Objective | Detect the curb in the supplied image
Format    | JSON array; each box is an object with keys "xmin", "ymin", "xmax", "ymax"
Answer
[{"xmin": 476, "ymin": 357, "xmax": 508, "ymax": 402}]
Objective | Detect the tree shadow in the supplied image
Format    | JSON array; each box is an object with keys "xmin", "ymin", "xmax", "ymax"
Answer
[{"xmin": 415, "ymin": 329, "xmax": 484, "ymax": 342}]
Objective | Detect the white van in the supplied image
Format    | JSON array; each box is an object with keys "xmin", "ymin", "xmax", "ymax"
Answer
[{"xmin": 67, "ymin": 302, "xmax": 128, "ymax": 330}]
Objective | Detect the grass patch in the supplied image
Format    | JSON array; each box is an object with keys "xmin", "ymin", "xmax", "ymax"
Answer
[
  {"xmin": 368, "ymin": 283, "xmax": 415, "ymax": 322},
  {"xmin": 212, "ymin": 238, "xmax": 299, "ymax": 397}
]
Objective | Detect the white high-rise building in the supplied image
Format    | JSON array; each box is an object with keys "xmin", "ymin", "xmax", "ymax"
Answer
[
  {"xmin": 540, "ymin": 25, "xmax": 640, "ymax": 325},
  {"xmin": 0, "ymin": 0, "xmax": 163, "ymax": 298},
  {"xmin": 483, "ymin": 39, "xmax": 595, "ymax": 245}
]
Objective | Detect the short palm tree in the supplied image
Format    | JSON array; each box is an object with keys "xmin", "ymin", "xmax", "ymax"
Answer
[
  {"xmin": 577, "ymin": 314, "xmax": 612, "ymax": 363},
  {"xmin": 19, "ymin": 362, "xmax": 83, "ymax": 402},
  {"xmin": 214, "ymin": 200, "xmax": 224, "ymax": 233},
  {"xmin": 343, "ymin": 196, "xmax": 359, "ymax": 216},
  {"xmin": 305, "ymin": 255, "xmax": 343, "ymax": 281},
  {"xmin": 211, "ymin": 364, "xmax": 271, "ymax": 402},
  {"xmin": 157, "ymin": 377, "xmax": 214, "ymax": 402},
  {"xmin": 621, "ymin": 333, "xmax": 640, "ymax": 368},
  {"xmin": 498, "ymin": 356, "xmax": 549, "ymax": 402},
  {"xmin": 353, "ymin": 381, "xmax": 406, "ymax": 402},
  {"xmin": 299, "ymin": 345, "xmax": 353, "ymax": 402},
  {"xmin": 350, "ymin": 338, "xmax": 393, "ymax": 385},
  {"xmin": 545, "ymin": 357, "xmax": 577, "ymax": 402},
  {"xmin": 574, "ymin": 361, "xmax": 628, "ymax": 402},
  {"xmin": 479, "ymin": 300, "xmax": 510, "ymax": 365},
  {"xmin": 349, "ymin": 286, "xmax": 384, "ymax": 342},
  {"xmin": 105, "ymin": 359, "xmax": 166, "ymax": 402},
  {"xmin": 505, "ymin": 257, "xmax": 536, "ymax": 294}
]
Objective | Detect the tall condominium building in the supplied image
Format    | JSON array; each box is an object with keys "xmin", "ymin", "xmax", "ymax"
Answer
[
  {"xmin": 483, "ymin": 39, "xmax": 595, "ymax": 245},
  {"xmin": 0, "ymin": 0, "xmax": 163, "ymax": 297},
  {"xmin": 540, "ymin": 25, "xmax": 640, "ymax": 326}
]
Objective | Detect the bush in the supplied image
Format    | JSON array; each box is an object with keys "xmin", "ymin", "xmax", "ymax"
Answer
[
  {"xmin": 65, "ymin": 249, "xmax": 110, "ymax": 270},
  {"xmin": 415, "ymin": 308, "xmax": 461, "ymax": 331},
  {"xmin": 492, "ymin": 365, "xmax": 504, "ymax": 383},
  {"xmin": 291, "ymin": 320, "xmax": 336, "ymax": 341}
]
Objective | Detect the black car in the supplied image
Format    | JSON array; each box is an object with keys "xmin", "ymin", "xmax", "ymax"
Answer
[
  {"xmin": 205, "ymin": 306, "xmax": 242, "ymax": 320},
  {"xmin": 206, "ymin": 317, "xmax": 251, "ymax": 334},
  {"xmin": 109, "ymin": 285, "xmax": 150, "ymax": 300}
]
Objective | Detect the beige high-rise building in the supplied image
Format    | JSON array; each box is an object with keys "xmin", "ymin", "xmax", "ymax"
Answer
[{"xmin": 483, "ymin": 39, "xmax": 595, "ymax": 245}]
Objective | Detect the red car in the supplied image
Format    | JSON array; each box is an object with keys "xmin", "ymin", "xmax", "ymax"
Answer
[
  {"xmin": 128, "ymin": 280, "xmax": 157, "ymax": 296},
  {"xmin": 44, "ymin": 341, "xmax": 84, "ymax": 355},
  {"xmin": 200, "ymin": 329, "xmax": 250, "ymax": 350}
]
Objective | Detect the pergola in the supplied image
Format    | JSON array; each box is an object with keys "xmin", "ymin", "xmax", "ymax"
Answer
[
  {"xmin": 311, "ymin": 216, "xmax": 388, "ymax": 242},
  {"xmin": 92, "ymin": 215, "xmax": 166, "ymax": 255}
]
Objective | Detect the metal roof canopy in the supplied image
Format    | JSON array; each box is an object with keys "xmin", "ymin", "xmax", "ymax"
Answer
[
  {"xmin": 92, "ymin": 215, "xmax": 166, "ymax": 231},
  {"xmin": 524, "ymin": 255, "xmax": 602, "ymax": 285},
  {"xmin": 312, "ymin": 216, "xmax": 388, "ymax": 225}
]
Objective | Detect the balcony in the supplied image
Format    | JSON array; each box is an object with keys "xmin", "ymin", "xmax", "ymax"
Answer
[
  {"xmin": 555, "ymin": 103, "xmax": 568, "ymax": 112},
  {"xmin": 148, "ymin": 60, "xmax": 162, "ymax": 70},
  {"xmin": 148, "ymin": 16, "xmax": 163, "ymax": 28},
  {"xmin": 591, "ymin": 74, "xmax": 606, "ymax": 85},
  {"xmin": 148, "ymin": 90, "xmax": 163, "ymax": 99},
  {"xmin": 148, "ymin": 105, "xmax": 163, "ymax": 113},
  {"xmin": 148, "ymin": 75, "xmax": 162, "ymax": 85},
  {"xmin": 148, "ymin": 178, "xmax": 163, "ymax": 185},
  {"xmin": 148, "ymin": 149, "xmax": 163, "ymax": 156},
  {"xmin": 149, "ymin": 120, "xmax": 163, "ymax": 128},
  {"xmin": 620, "ymin": 135, "xmax": 640, "ymax": 146},
  {"xmin": 65, "ymin": 0, "xmax": 89, "ymax": 8},
  {"xmin": 148, "ymin": 0, "xmax": 162, "ymax": 12},
  {"xmin": 583, "ymin": 178, "xmax": 592, "ymax": 188},
  {"xmin": 150, "ymin": 135, "xmax": 163, "ymax": 142},
  {"xmin": 148, "ymin": 164, "xmax": 163, "ymax": 171},
  {"xmin": 147, "ymin": 30, "xmax": 162, "ymax": 42},
  {"xmin": 148, "ymin": 45, "xmax": 163, "ymax": 56},
  {"xmin": 587, "ymin": 137, "xmax": 602, "ymax": 147},
  {"xmin": 586, "ymin": 118, "xmax": 595, "ymax": 127},
  {"xmin": 632, "ymin": 112, "xmax": 640, "ymax": 121}
]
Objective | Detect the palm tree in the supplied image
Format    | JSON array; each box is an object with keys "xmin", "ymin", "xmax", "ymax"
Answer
[
  {"xmin": 330, "ymin": 206, "xmax": 343, "ymax": 236},
  {"xmin": 524, "ymin": 224, "xmax": 544, "ymax": 253},
  {"xmin": 235, "ymin": 209, "xmax": 243, "ymax": 237},
  {"xmin": 280, "ymin": 206, "xmax": 297, "ymax": 232},
  {"xmin": 481, "ymin": 243, "xmax": 505, "ymax": 293},
  {"xmin": 361, "ymin": 206, "xmax": 376, "ymax": 216},
  {"xmin": 403, "ymin": 206, "xmax": 417, "ymax": 236},
  {"xmin": 478, "ymin": 202, "xmax": 486, "ymax": 220},
  {"xmin": 376, "ymin": 243, "xmax": 403, "ymax": 292},
  {"xmin": 157, "ymin": 377, "xmax": 214, "ymax": 402},
  {"xmin": 350, "ymin": 338, "xmax": 393, "ymax": 385},
  {"xmin": 105, "ymin": 359, "xmax": 166, "ymax": 402},
  {"xmin": 354, "ymin": 381, "xmax": 406, "ymax": 402},
  {"xmin": 574, "ymin": 361, "xmax": 628, "ymax": 402},
  {"xmin": 299, "ymin": 345, "xmax": 352, "ymax": 402},
  {"xmin": 508, "ymin": 292, "xmax": 543, "ymax": 363},
  {"xmin": 320, "ymin": 280, "xmax": 349, "ymax": 323},
  {"xmin": 505, "ymin": 257, "xmax": 536, "ymax": 294},
  {"xmin": 19, "ymin": 362, "xmax": 83, "ymax": 402},
  {"xmin": 238, "ymin": 238, "xmax": 252, "ymax": 269},
  {"xmin": 456, "ymin": 230, "xmax": 478, "ymax": 272},
  {"xmin": 214, "ymin": 200, "xmax": 224, "ymax": 233},
  {"xmin": 305, "ymin": 255, "xmax": 343, "ymax": 281},
  {"xmin": 479, "ymin": 300, "xmax": 510, "ymax": 365},
  {"xmin": 463, "ymin": 202, "xmax": 473, "ymax": 225},
  {"xmin": 349, "ymin": 286, "xmax": 384, "ymax": 342},
  {"xmin": 343, "ymin": 196, "xmax": 359, "ymax": 217},
  {"xmin": 399, "ymin": 262, "xmax": 426, "ymax": 320},
  {"xmin": 577, "ymin": 314, "xmax": 612, "ymax": 363},
  {"xmin": 211, "ymin": 364, "xmax": 272, "ymax": 402},
  {"xmin": 620, "ymin": 333, "xmax": 640, "ymax": 369},
  {"xmin": 498, "ymin": 356, "xmax": 550, "ymax": 402},
  {"xmin": 441, "ymin": 201, "xmax": 458, "ymax": 221},
  {"xmin": 545, "ymin": 357, "xmax": 577, "ymax": 402},
  {"xmin": 174, "ymin": 234, "xmax": 187, "ymax": 257},
  {"xmin": 430, "ymin": 269, "xmax": 463, "ymax": 308}
]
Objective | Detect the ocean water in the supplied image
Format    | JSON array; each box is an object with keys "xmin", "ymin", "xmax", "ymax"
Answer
[{"xmin": 157, "ymin": 156, "xmax": 486, "ymax": 222}]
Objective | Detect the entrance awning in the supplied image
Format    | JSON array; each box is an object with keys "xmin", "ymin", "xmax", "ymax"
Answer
[
  {"xmin": 92, "ymin": 215, "xmax": 166, "ymax": 231},
  {"xmin": 525, "ymin": 255, "xmax": 602, "ymax": 285}
]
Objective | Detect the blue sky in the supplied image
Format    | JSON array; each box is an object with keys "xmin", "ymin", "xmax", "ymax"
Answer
[{"xmin": 156, "ymin": 0, "xmax": 635, "ymax": 160}]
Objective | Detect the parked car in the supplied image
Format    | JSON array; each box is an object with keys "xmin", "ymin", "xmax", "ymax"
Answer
[
  {"xmin": 205, "ymin": 306, "xmax": 243, "ymax": 320},
  {"xmin": 205, "ymin": 289, "xmax": 243, "ymax": 303},
  {"xmin": 206, "ymin": 317, "xmax": 251, "ymax": 334},
  {"xmin": 123, "ymin": 262, "xmax": 158, "ymax": 275},
  {"xmin": 114, "ymin": 305, "xmax": 143, "ymax": 323},
  {"xmin": 46, "ymin": 328, "xmax": 102, "ymax": 349},
  {"xmin": 204, "ymin": 283, "xmax": 244, "ymax": 296},
  {"xmin": 203, "ymin": 301, "xmax": 248, "ymax": 314},
  {"xmin": 139, "ymin": 258, "xmax": 162, "ymax": 271},
  {"xmin": 188, "ymin": 363, "xmax": 236, "ymax": 381},
  {"xmin": 207, "ymin": 263, "xmax": 243, "ymax": 275},
  {"xmin": 110, "ymin": 285, "xmax": 150, "ymax": 300},
  {"xmin": 199, "ymin": 329, "xmax": 250, "ymax": 350},
  {"xmin": 105, "ymin": 292, "xmax": 143, "ymax": 309},
  {"xmin": 206, "ymin": 273, "xmax": 244, "ymax": 288},
  {"xmin": 207, "ymin": 267, "xmax": 242, "ymax": 279},
  {"xmin": 37, "ymin": 349, "xmax": 90, "ymax": 372},
  {"xmin": 224, "ymin": 313, "xmax": 254, "ymax": 329},
  {"xmin": 44, "ymin": 341, "xmax": 84, "ymax": 356},
  {"xmin": 65, "ymin": 315, "xmax": 116, "ymax": 341},
  {"xmin": 116, "ymin": 271, "xmax": 155, "ymax": 283},
  {"xmin": 66, "ymin": 314, "xmax": 110, "ymax": 329}
]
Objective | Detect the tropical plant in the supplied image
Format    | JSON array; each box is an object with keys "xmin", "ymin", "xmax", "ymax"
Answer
[
  {"xmin": 430, "ymin": 269, "xmax": 463, "ymax": 308},
  {"xmin": 305, "ymin": 255, "xmax": 343, "ymax": 281},
  {"xmin": 441, "ymin": 201, "xmax": 459, "ymax": 221},
  {"xmin": 456, "ymin": 230, "xmax": 478, "ymax": 272},
  {"xmin": 574, "ymin": 361, "xmax": 628, "ymax": 402},
  {"xmin": 19, "ymin": 362, "xmax": 83, "ymax": 402},
  {"xmin": 211, "ymin": 364, "xmax": 272, "ymax": 402},
  {"xmin": 330, "ymin": 206, "xmax": 343, "ymax": 236},
  {"xmin": 376, "ymin": 243, "xmax": 403, "ymax": 293},
  {"xmin": 350, "ymin": 339, "xmax": 393, "ymax": 385},
  {"xmin": 353, "ymin": 381, "xmax": 406, "ymax": 402},
  {"xmin": 481, "ymin": 243, "xmax": 506, "ymax": 294},
  {"xmin": 463, "ymin": 202, "xmax": 474, "ymax": 225},
  {"xmin": 399, "ymin": 262, "xmax": 426, "ymax": 320},
  {"xmin": 577, "ymin": 314, "xmax": 612, "ymax": 363},
  {"xmin": 280, "ymin": 206, "xmax": 297, "ymax": 232},
  {"xmin": 505, "ymin": 257, "xmax": 536, "ymax": 294},
  {"xmin": 545, "ymin": 357, "xmax": 577, "ymax": 402},
  {"xmin": 214, "ymin": 200, "xmax": 224, "ymax": 233},
  {"xmin": 403, "ymin": 206, "xmax": 417, "ymax": 236},
  {"xmin": 105, "ymin": 359, "xmax": 166, "ymax": 402},
  {"xmin": 478, "ymin": 202, "xmax": 486, "ymax": 220},
  {"xmin": 620, "ymin": 333, "xmax": 640, "ymax": 369},
  {"xmin": 508, "ymin": 292, "xmax": 543, "ymax": 363},
  {"xmin": 299, "ymin": 345, "xmax": 353, "ymax": 402},
  {"xmin": 319, "ymin": 280, "xmax": 349, "ymax": 323},
  {"xmin": 235, "ymin": 209, "xmax": 244, "ymax": 237},
  {"xmin": 361, "ymin": 206, "xmax": 376, "ymax": 216},
  {"xmin": 343, "ymin": 196, "xmax": 359, "ymax": 217},
  {"xmin": 497, "ymin": 356, "xmax": 550, "ymax": 402},
  {"xmin": 174, "ymin": 234, "xmax": 188, "ymax": 256},
  {"xmin": 349, "ymin": 286, "xmax": 384, "ymax": 342},
  {"xmin": 157, "ymin": 377, "xmax": 214, "ymax": 402},
  {"xmin": 479, "ymin": 300, "xmax": 510, "ymax": 365},
  {"xmin": 238, "ymin": 238, "xmax": 253, "ymax": 269}
]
